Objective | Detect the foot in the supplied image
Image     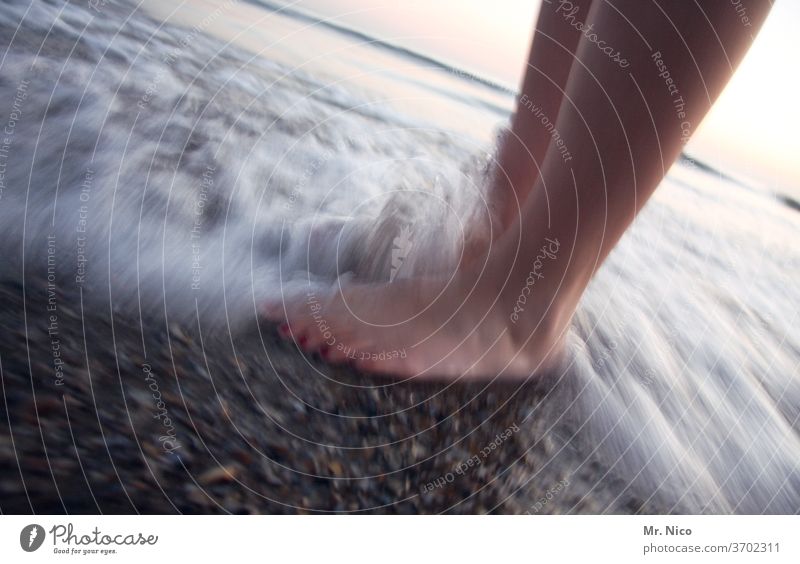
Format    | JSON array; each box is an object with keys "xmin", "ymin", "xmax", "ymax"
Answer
[
  {"xmin": 489, "ymin": 129, "xmax": 539, "ymax": 231},
  {"xmin": 262, "ymin": 237, "xmax": 569, "ymax": 380},
  {"xmin": 462, "ymin": 127, "xmax": 541, "ymax": 265}
]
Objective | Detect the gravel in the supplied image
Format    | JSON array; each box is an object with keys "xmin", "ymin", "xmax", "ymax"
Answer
[{"xmin": 0, "ymin": 278, "xmax": 647, "ymax": 514}]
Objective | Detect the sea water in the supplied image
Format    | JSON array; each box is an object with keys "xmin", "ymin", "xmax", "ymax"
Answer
[{"xmin": 0, "ymin": 0, "xmax": 797, "ymax": 513}]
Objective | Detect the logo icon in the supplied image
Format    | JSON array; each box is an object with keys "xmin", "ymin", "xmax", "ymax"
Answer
[
  {"xmin": 389, "ymin": 224, "xmax": 413, "ymax": 282},
  {"xmin": 20, "ymin": 524, "xmax": 45, "ymax": 552}
]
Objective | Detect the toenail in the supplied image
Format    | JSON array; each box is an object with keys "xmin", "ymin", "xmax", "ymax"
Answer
[
  {"xmin": 298, "ymin": 335, "xmax": 308, "ymax": 347},
  {"xmin": 278, "ymin": 323, "xmax": 290, "ymax": 337},
  {"xmin": 320, "ymin": 346, "xmax": 330, "ymax": 359}
]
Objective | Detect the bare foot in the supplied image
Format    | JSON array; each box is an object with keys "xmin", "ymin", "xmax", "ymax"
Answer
[
  {"xmin": 491, "ymin": 127, "xmax": 548, "ymax": 229},
  {"xmin": 461, "ymin": 128, "xmax": 541, "ymax": 266},
  {"xmin": 262, "ymin": 237, "xmax": 569, "ymax": 380}
]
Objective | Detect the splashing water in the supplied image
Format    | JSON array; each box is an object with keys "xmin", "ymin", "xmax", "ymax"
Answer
[{"xmin": 0, "ymin": 0, "xmax": 797, "ymax": 513}]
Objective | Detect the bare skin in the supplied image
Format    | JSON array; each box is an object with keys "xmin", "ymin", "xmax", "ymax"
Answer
[
  {"xmin": 491, "ymin": 0, "xmax": 594, "ymax": 229},
  {"xmin": 264, "ymin": 0, "xmax": 772, "ymax": 379},
  {"xmin": 263, "ymin": 249, "xmax": 567, "ymax": 379}
]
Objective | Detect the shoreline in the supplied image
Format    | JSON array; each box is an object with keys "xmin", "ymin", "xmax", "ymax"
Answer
[{"xmin": 0, "ymin": 277, "xmax": 643, "ymax": 514}]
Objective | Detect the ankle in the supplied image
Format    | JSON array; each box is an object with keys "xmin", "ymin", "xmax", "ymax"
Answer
[{"xmin": 489, "ymin": 140, "xmax": 540, "ymax": 229}]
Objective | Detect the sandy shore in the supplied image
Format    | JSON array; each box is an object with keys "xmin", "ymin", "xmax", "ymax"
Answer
[{"xmin": 0, "ymin": 277, "xmax": 648, "ymax": 514}]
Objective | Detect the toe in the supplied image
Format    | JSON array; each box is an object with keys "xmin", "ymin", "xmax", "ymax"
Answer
[
  {"xmin": 325, "ymin": 344, "xmax": 356, "ymax": 364},
  {"xmin": 303, "ymin": 323, "xmax": 331, "ymax": 351}
]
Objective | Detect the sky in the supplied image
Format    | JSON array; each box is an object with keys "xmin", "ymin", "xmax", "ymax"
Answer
[{"xmin": 289, "ymin": 0, "xmax": 800, "ymax": 196}]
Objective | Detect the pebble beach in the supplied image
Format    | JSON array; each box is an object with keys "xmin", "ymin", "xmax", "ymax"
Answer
[{"xmin": 0, "ymin": 279, "xmax": 644, "ymax": 514}]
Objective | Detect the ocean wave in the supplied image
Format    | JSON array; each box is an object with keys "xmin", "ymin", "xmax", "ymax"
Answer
[{"xmin": 0, "ymin": 0, "xmax": 797, "ymax": 513}]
